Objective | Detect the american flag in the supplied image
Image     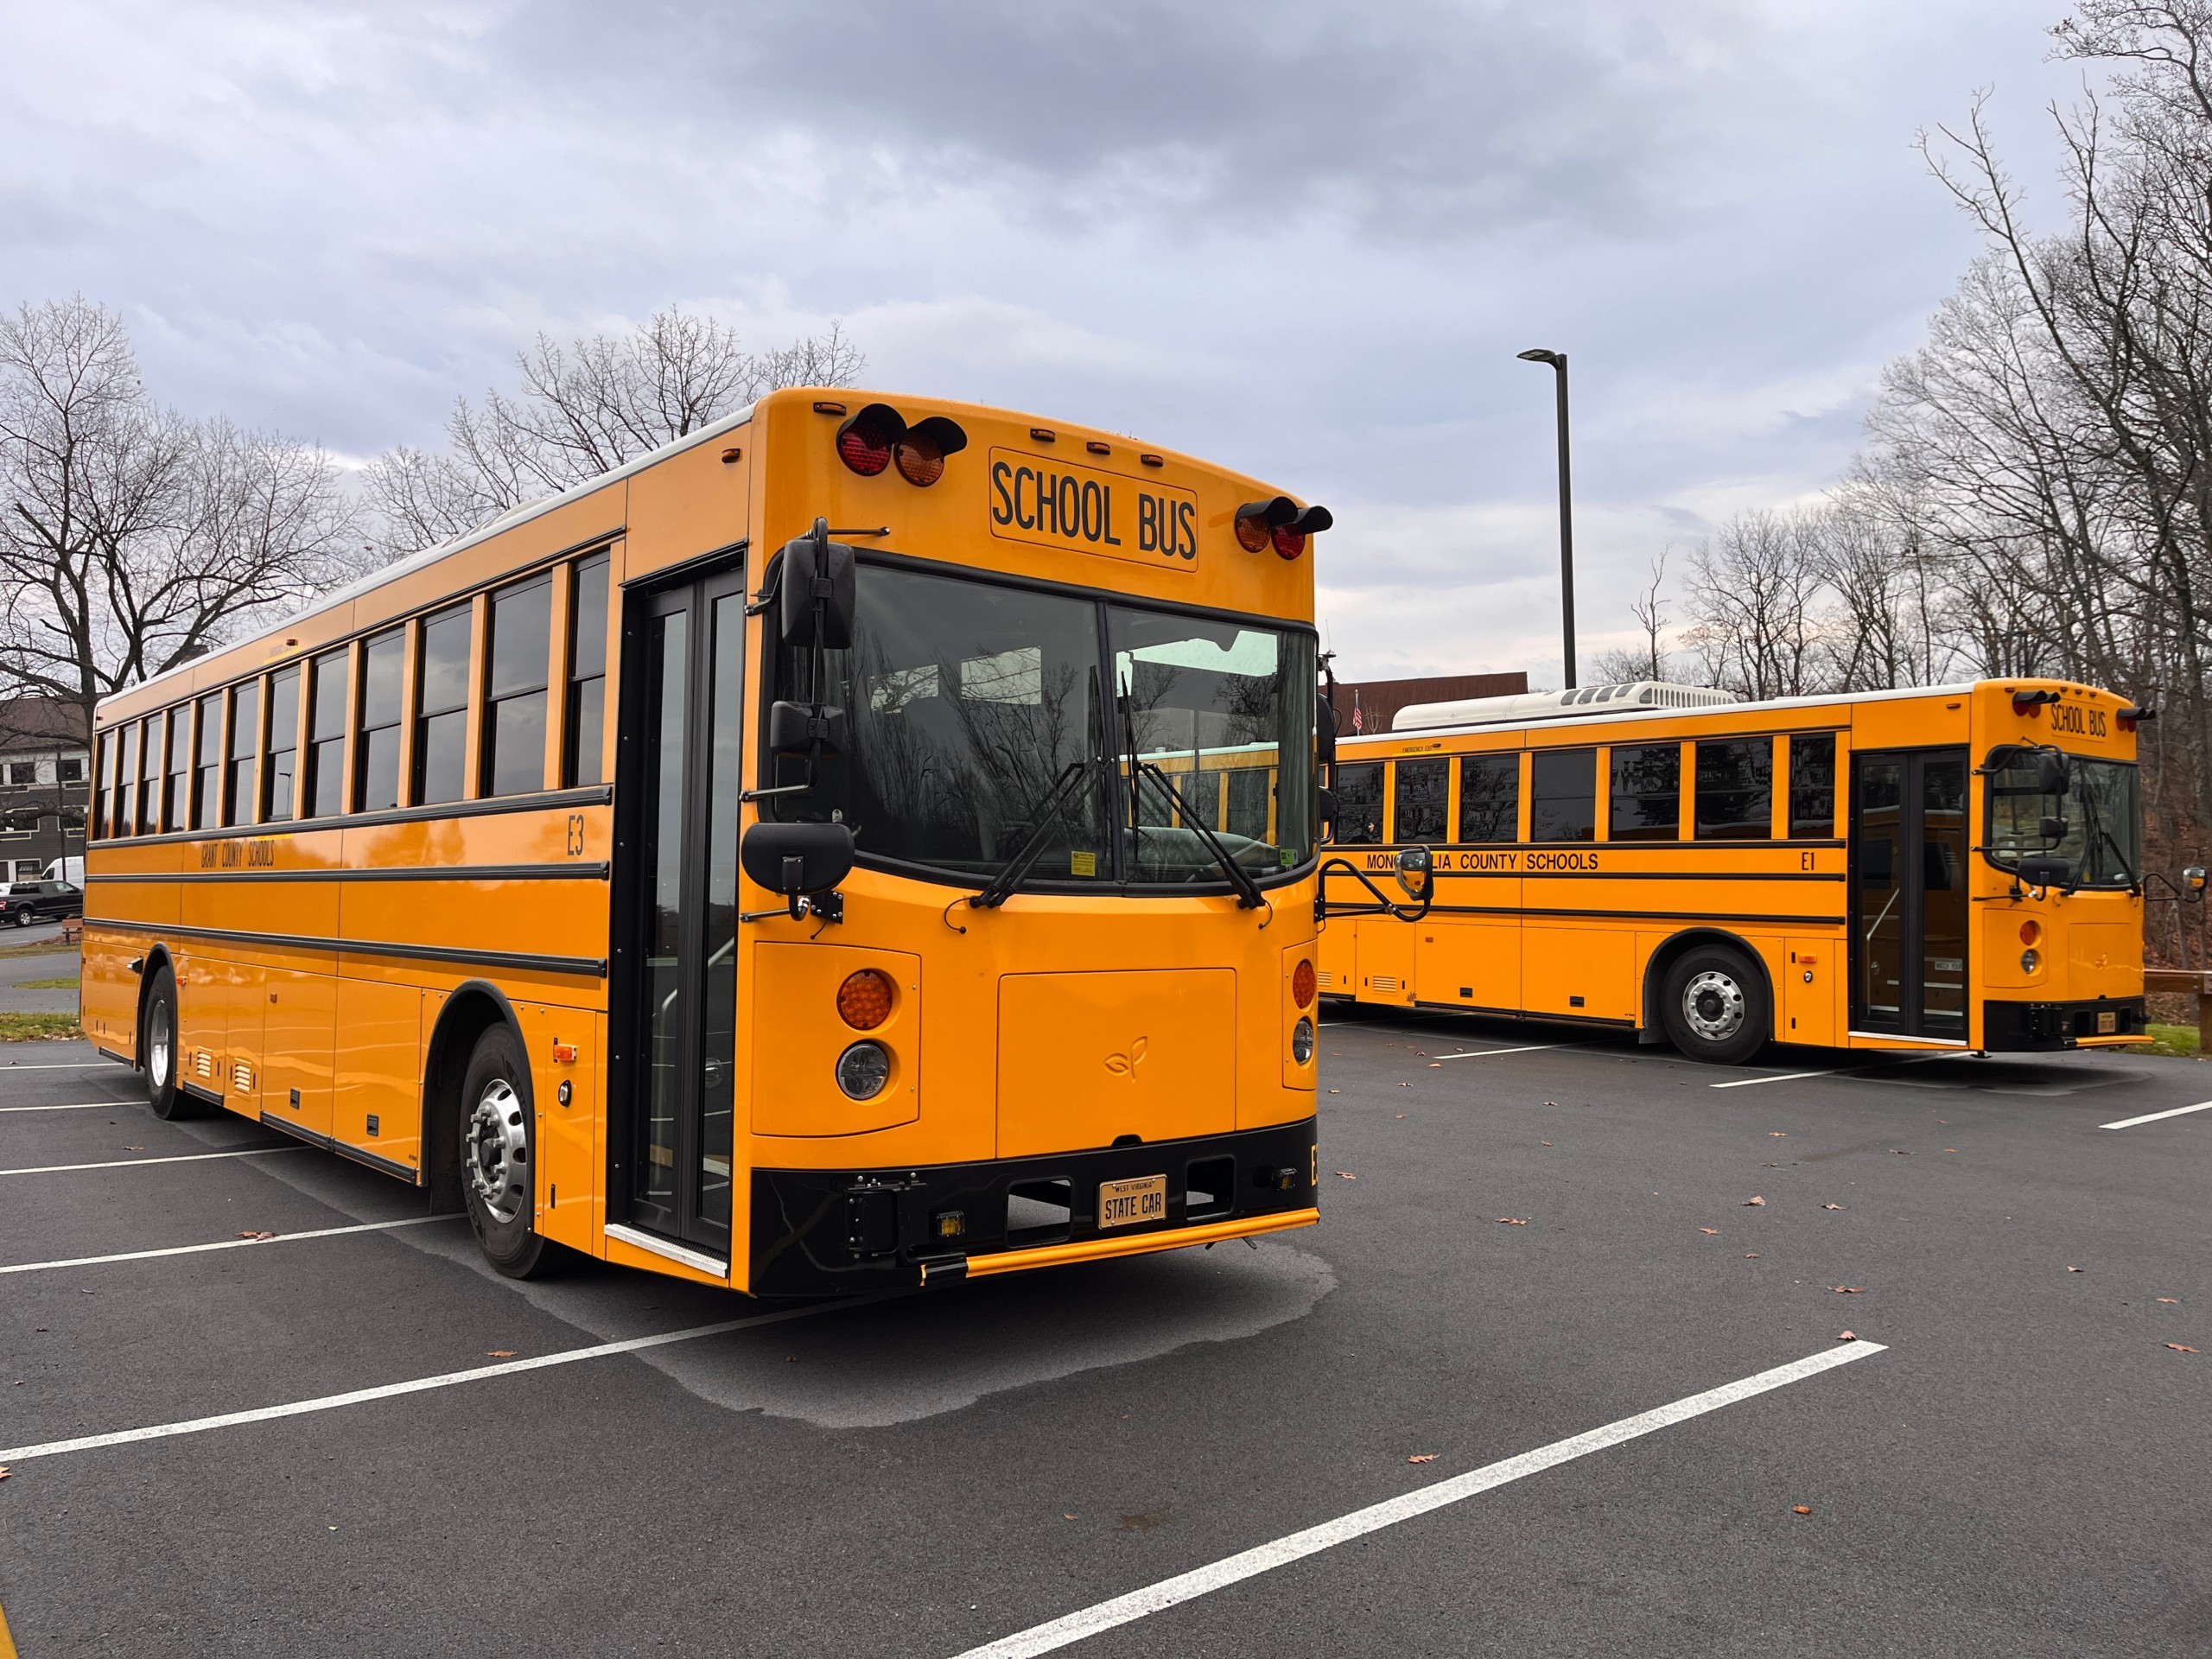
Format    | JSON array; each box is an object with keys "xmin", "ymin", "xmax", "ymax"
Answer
[{"xmin": 1351, "ymin": 691, "xmax": 1364, "ymax": 734}]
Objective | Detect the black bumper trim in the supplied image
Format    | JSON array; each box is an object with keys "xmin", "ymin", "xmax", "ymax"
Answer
[
  {"xmin": 1980, "ymin": 996, "xmax": 2146, "ymax": 1050},
  {"xmin": 749, "ymin": 1117, "xmax": 1319, "ymax": 1297}
]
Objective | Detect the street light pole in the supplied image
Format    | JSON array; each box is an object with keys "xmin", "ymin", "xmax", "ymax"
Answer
[{"xmin": 1516, "ymin": 347, "xmax": 1576, "ymax": 690}]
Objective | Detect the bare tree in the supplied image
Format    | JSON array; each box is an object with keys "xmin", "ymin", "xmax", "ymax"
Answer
[
  {"xmin": 367, "ymin": 309, "xmax": 864, "ymax": 554},
  {"xmin": 0, "ymin": 297, "xmax": 359, "ymax": 742},
  {"xmin": 1681, "ymin": 511, "xmax": 1825, "ymax": 700},
  {"xmin": 1588, "ymin": 550, "xmax": 1674, "ymax": 683}
]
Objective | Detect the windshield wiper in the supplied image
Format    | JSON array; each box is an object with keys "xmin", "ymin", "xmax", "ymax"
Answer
[
  {"xmin": 1135, "ymin": 761, "xmax": 1268, "ymax": 909},
  {"xmin": 969, "ymin": 760, "xmax": 1093, "ymax": 910}
]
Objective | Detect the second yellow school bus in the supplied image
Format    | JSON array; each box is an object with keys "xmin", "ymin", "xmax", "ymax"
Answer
[
  {"xmin": 1319, "ymin": 679, "xmax": 2149, "ymax": 1061},
  {"xmin": 81, "ymin": 389, "xmax": 1332, "ymax": 1292}
]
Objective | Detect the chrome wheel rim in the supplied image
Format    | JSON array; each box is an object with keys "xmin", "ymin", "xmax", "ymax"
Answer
[
  {"xmin": 1681, "ymin": 969, "xmax": 1746, "ymax": 1043},
  {"xmin": 466, "ymin": 1077, "xmax": 529, "ymax": 1224},
  {"xmin": 147, "ymin": 1000, "xmax": 173, "ymax": 1093}
]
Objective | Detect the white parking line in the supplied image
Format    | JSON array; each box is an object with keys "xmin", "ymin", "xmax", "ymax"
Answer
[
  {"xmin": 950, "ymin": 1339, "xmax": 1889, "ymax": 1659},
  {"xmin": 0, "ymin": 1063, "xmax": 119, "ymax": 1071},
  {"xmin": 1431, "ymin": 1045, "xmax": 1566, "ymax": 1061},
  {"xmin": 2101, "ymin": 1098, "xmax": 2212, "ymax": 1129},
  {"xmin": 0, "ymin": 1293, "xmax": 906, "ymax": 1464},
  {"xmin": 0, "ymin": 1214, "xmax": 459, "ymax": 1275},
  {"xmin": 0, "ymin": 1100, "xmax": 137, "ymax": 1115},
  {"xmin": 1712, "ymin": 1053, "xmax": 1954, "ymax": 1090},
  {"xmin": 1709, "ymin": 1069, "xmax": 1835, "ymax": 1090},
  {"xmin": 0, "ymin": 1147, "xmax": 306, "ymax": 1176}
]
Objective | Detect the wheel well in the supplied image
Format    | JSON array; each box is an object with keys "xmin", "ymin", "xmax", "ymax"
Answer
[
  {"xmin": 422, "ymin": 982, "xmax": 518, "ymax": 1211},
  {"xmin": 1642, "ymin": 929, "xmax": 1775, "ymax": 1041},
  {"xmin": 133, "ymin": 944, "xmax": 177, "ymax": 1069}
]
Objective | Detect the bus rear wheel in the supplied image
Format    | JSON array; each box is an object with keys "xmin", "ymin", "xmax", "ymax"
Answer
[
  {"xmin": 142, "ymin": 964, "xmax": 196, "ymax": 1120},
  {"xmin": 460, "ymin": 1024, "xmax": 556, "ymax": 1279},
  {"xmin": 1660, "ymin": 947, "xmax": 1769, "ymax": 1066}
]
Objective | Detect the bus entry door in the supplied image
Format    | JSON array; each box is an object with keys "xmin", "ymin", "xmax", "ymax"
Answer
[{"xmin": 1849, "ymin": 748, "xmax": 1968, "ymax": 1041}]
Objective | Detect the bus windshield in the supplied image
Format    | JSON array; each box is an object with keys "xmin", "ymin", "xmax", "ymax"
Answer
[
  {"xmin": 771, "ymin": 561, "xmax": 1316, "ymax": 890},
  {"xmin": 1984, "ymin": 748, "xmax": 2140, "ymax": 889}
]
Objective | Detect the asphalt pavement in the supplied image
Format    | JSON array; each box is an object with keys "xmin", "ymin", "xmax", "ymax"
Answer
[{"xmin": 0, "ymin": 1014, "xmax": 2204, "ymax": 1656}]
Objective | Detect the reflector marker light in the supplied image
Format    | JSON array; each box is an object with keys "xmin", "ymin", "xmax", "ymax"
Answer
[
  {"xmin": 1086, "ymin": 440, "xmax": 1110, "ymax": 455},
  {"xmin": 1293, "ymin": 959, "xmax": 1317, "ymax": 1009},
  {"xmin": 812, "ymin": 400, "xmax": 848, "ymax": 416},
  {"xmin": 1030, "ymin": 427, "xmax": 1056, "ymax": 442},
  {"xmin": 837, "ymin": 968, "xmax": 896, "ymax": 1030},
  {"xmin": 1140, "ymin": 453, "xmax": 1164, "ymax": 467}
]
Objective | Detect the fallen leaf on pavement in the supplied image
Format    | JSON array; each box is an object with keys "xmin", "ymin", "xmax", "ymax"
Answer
[
  {"xmin": 1542, "ymin": 1100, "xmax": 1556, "ymax": 1107},
  {"xmin": 1334, "ymin": 1171, "xmax": 1357, "ymax": 1179},
  {"xmin": 1497, "ymin": 1217, "xmax": 1529, "ymax": 1225},
  {"xmin": 1792, "ymin": 1505, "xmax": 1811, "ymax": 1516},
  {"xmin": 1397, "ymin": 1082, "xmax": 1411, "ymax": 1088},
  {"xmin": 2169, "ymin": 1344, "xmax": 2198, "ymax": 1353},
  {"xmin": 238, "ymin": 1230, "xmax": 276, "ymax": 1240},
  {"xmin": 1745, "ymin": 1252, "xmax": 1759, "ymax": 1259},
  {"xmin": 1769, "ymin": 1132, "xmax": 1787, "ymax": 1138},
  {"xmin": 1822, "ymin": 1204, "xmax": 1844, "ymax": 1211},
  {"xmin": 1408, "ymin": 1453, "xmax": 1438, "ymax": 1464},
  {"xmin": 486, "ymin": 1351, "xmax": 517, "ymax": 1358},
  {"xmin": 2158, "ymin": 1297, "xmax": 2180, "ymax": 1304},
  {"xmin": 1700, "ymin": 1227, "xmax": 1719, "ymax": 1235},
  {"xmin": 1837, "ymin": 1331, "xmax": 1857, "ymax": 1341},
  {"xmin": 1891, "ymin": 1148, "xmax": 1912, "ymax": 1155},
  {"xmin": 1540, "ymin": 1141, "xmax": 1553, "ymax": 1147},
  {"xmin": 1327, "ymin": 1090, "xmax": 1340, "ymax": 1095},
  {"xmin": 1394, "ymin": 1113, "xmax": 1405, "ymax": 1119},
  {"xmin": 0, "ymin": 1466, "xmax": 10, "ymax": 1480},
  {"xmin": 1744, "ymin": 1196, "xmax": 1765, "ymax": 1206},
  {"xmin": 1065, "ymin": 1513, "xmax": 1076, "ymax": 1520},
  {"xmin": 1943, "ymin": 1147, "xmax": 1958, "ymax": 1153},
  {"xmin": 1428, "ymin": 1063, "xmax": 1441, "ymax": 1069},
  {"xmin": 2068, "ymin": 1266, "xmax": 2083, "ymax": 1274},
  {"xmin": 1833, "ymin": 1286, "xmax": 1864, "ymax": 1294}
]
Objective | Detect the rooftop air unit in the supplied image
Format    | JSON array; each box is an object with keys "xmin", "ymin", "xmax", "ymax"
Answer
[{"xmin": 1391, "ymin": 681, "xmax": 1738, "ymax": 732}]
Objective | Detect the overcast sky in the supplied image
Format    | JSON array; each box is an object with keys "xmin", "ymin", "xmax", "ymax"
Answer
[{"xmin": 3, "ymin": 2, "xmax": 2090, "ymax": 685}]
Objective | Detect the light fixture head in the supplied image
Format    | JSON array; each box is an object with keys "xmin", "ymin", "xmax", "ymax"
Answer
[{"xmin": 1517, "ymin": 347, "xmax": 1564, "ymax": 367}]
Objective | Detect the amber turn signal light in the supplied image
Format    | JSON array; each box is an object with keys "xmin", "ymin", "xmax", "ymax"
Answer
[
  {"xmin": 2019, "ymin": 919, "xmax": 2041, "ymax": 946},
  {"xmin": 1292, "ymin": 958, "xmax": 1317, "ymax": 1009},
  {"xmin": 837, "ymin": 968, "xmax": 896, "ymax": 1030}
]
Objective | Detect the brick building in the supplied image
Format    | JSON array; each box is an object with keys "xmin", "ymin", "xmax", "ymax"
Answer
[{"xmin": 1327, "ymin": 671, "xmax": 1529, "ymax": 736}]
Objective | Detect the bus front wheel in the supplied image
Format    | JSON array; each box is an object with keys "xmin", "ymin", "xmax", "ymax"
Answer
[
  {"xmin": 460, "ymin": 1024, "xmax": 556, "ymax": 1279},
  {"xmin": 1660, "ymin": 948, "xmax": 1768, "ymax": 1066},
  {"xmin": 142, "ymin": 964, "xmax": 195, "ymax": 1120}
]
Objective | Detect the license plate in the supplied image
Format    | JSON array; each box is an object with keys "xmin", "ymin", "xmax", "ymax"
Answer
[
  {"xmin": 2097, "ymin": 1011, "xmax": 2117, "ymax": 1034},
  {"xmin": 1098, "ymin": 1174, "xmax": 1167, "ymax": 1230}
]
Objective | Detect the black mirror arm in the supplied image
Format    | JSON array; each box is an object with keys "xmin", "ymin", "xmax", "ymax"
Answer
[
  {"xmin": 1137, "ymin": 762, "xmax": 1267, "ymax": 909},
  {"xmin": 1313, "ymin": 855, "xmax": 1433, "ymax": 923}
]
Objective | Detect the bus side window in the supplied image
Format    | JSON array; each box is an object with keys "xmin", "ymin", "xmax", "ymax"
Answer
[
  {"xmin": 1789, "ymin": 732, "xmax": 1837, "ymax": 838},
  {"xmin": 91, "ymin": 731, "xmax": 109, "ymax": 840},
  {"xmin": 484, "ymin": 575, "xmax": 552, "ymax": 797},
  {"xmin": 1694, "ymin": 738, "xmax": 1772, "ymax": 841},
  {"xmin": 1226, "ymin": 767, "xmax": 1270, "ymax": 841},
  {"xmin": 415, "ymin": 605, "xmax": 474, "ymax": 806},
  {"xmin": 117, "ymin": 719, "xmax": 140, "ymax": 836},
  {"xmin": 357, "ymin": 628, "xmax": 405, "ymax": 812},
  {"xmin": 1334, "ymin": 762, "xmax": 1383, "ymax": 843},
  {"xmin": 162, "ymin": 706, "xmax": 189, "ymax": 833},
  {"xmin": 1393, "ymin": 757, "xmax": 1450, "ymax": 844},
  {"xmin": 193, "ymin": 690, "xmax": 223, "ymax": 830},
  {"xmin": 564, "ymin": 551, "xmax": 610, "ymax": 788},
  {"xmin": 225, "ymin": 681, "xmax": 258, "ymax": 827},
  {"xmin": 305, "ymin": 647, "xmax": 349, "ymax": 819},
  {"xmin": 1530, "ymin": 748, "xmax": 1595, "ymax": 842},
  {"xmin": 1458, "ymin": 753, "xmax": 1518, "ymax": 843},
  {"xmin": 264, "ymin": 665, "xmax": 302, "ymax": 822},
  {"xmin": 1609, "ymin": 743, "xmax": 1681, "ymax": 841}
]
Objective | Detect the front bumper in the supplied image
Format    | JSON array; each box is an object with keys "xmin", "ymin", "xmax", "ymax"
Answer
[
  {"xmin": 749, "ymin": 1116, "xmax": 1319, "ymax": 1296},
  {"xmin": 1981, "ymin": 996, "xmax": 2148, "ymax": 1050}
]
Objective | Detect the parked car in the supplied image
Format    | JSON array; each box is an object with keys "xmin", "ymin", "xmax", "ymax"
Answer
[{"xmin": 0, "ymin": 880, "xmax": 82, "ymax": 927}]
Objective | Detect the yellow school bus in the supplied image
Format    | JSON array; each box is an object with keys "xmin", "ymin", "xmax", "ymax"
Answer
[
  {"xmin": 82, "ymin": 389, "xmax": 1332, "ymax": 1291},
  {"xmin": 1317, "ymin": 679, "xmax": 2150, "ymax": 1062}
]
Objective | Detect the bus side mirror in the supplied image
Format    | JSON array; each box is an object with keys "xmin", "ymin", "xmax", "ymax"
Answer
[
  {"xmin": 779, "ymin": 520, "xmax": 857, "ymax": 649},
  {"xmin": 1395, "ymin": 846, "xmax": 1432, "ymax": 899},
  {"xmin": 1317, "ymin": 787, "xmax": 1338, "ymax": 833},
  {"xmin": 741, "ymin": 821, "xmax": 854, "ymax": 900},
  {"xmin": 767, "ymin": 700, "xmax": 848, "ymax": 759},
  {"xmin": 2017, "ymin": 855, "xmax": 2071, "ymax": 888},
  {"xmin": 2038, "ymin": 815, "xmax": 2067, "ymax": 842},
  {"xmin": 1317, "ymin": 703, "xmax": 1338, "ymax": 770},
  {"xmin": 2036, "ymin": 752, "xmax": 2071, "ymax": 797}
]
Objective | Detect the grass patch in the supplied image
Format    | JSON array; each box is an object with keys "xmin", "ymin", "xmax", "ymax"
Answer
[
  {"xmin": 15, "ymin": 975, "xmax": 78, "ymax": 990},
  {"xmin": 2145, "ymin": 1022, "xmax": 2202, "ymax": 1058},
  {"xmin": 0, "ymin": 938, "xmax": 77, "ymax": 960},
  {"xmin": 0, "ymin": 1012, "xmax": 84, "ymax": 1042}
]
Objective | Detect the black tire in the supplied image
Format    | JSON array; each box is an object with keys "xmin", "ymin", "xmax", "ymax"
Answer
[
  {"xmin": 1659, "ymin": 946, "xmax": 1770, "ymax": 1066},
  {"xmin": 14, "ymin": 908, "xmax": 30, "ymax": 928},
  {"xmin": 141, "ymin": 964, "xmax": 196, "ymax": 1119},
  {"xmin": 460, "ymin": 1024, "xmax": 556, "ymax": 1279}
]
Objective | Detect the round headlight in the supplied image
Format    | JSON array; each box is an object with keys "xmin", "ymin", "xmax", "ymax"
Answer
[
  {"xmin": 2020, "ymin": 948, "xmax": 2041, "ymax": 974},
  {"xmin": 836, "ymin": 1041, "xmax": 891, "ymax": 1099},
  {"xmin": 1291, "ymin": 1016, "xmax": 1315, "ymax": 1065}
]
